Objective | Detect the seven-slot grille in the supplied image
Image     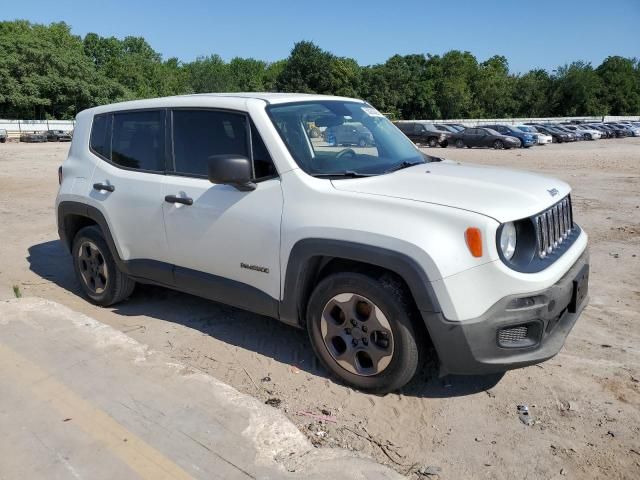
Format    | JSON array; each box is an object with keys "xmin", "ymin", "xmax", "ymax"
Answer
[{"xmin": 535, "ymin": 196, "xmax": 573, "ymax": 258}]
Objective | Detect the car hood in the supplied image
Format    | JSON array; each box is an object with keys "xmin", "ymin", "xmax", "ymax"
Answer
[{"xmin": 331, "ymin": 160, "xmax": 570, "ymax": 223}]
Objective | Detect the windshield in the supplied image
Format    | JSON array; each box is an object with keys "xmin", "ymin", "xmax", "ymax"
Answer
[{"xmin": 267, "ymin": 101, "xmax": 427, "ymax": 176}]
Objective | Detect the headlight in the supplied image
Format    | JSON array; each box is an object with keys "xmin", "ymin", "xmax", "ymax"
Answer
[{"xmin": 499, "ymin": 222, "xmax": 517, "ymax": 260}]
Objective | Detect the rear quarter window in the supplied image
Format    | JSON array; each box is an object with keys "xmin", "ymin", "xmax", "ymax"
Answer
[{"xmin": 90, "ymin": 114, "xmax": 111, "ymax": 159}]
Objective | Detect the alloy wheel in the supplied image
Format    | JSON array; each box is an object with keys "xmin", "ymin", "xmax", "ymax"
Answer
[
  {"xmin": 77, "ymin": 241, "xmax": 109, "ymax": 294},
  {"xmin": 320, "ymin": 293, "xmax": 394, "ymax": 376}
]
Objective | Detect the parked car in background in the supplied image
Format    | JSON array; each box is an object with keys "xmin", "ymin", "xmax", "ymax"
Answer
[
  {"xmin": 45, "ymin": 130, "xmax": 72, "ymax": 142},
  {"xmin": 20, "ymin": 132, "xmax": 47, "ymax": 143},
  {"xmin": 395, "ymin": 121, "xmax": 450, "ymax": 147},
  {"xmin": 607, "ymin": 122, "xmax": 639, "ymax": 137},
  {"xmin": 326, "ymin": 122, "xmax": 375, "ymax": 147},
  {"xmin": 443, "ymin": 123, "xmax": 465, "ymax": 132},
  {"xmin": 600, "ymin": 123, "xmax": 630, "ymax": 138},
  {"xmin": 553, "ymin": 125, "xmax": 587, "ymax": 141},
  {"xmin": 433, "ymin": 124, "xmax": 459, "ymax": 134},
  {"xmin": 0, "ymin": 128, "xmax": 7, "ymax": 143},
  {"xmin": 449, "ymin": 127, "xmax": 521, "ymax": 149},
  {"xmin": 515, "ymin": 125, "xmax": 552, "ymax": 145},
  {"xmin": 527, "ymin": 125, "xmax": 570, "ymax": 143},
  {"xmin": 482, "ymin": 124, "xmax": 536, "ymax": 148},
  {"xmin": 584, "ymin": 124, "xmax": 615, "ymax": 138},
  {"xmin": 562, "ymin": 125, "xmax": 601, "ymax": 140}
]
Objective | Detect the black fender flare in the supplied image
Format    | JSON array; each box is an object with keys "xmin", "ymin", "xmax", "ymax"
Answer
[
  {"xmin": 280, "ymin": 238, "xmax": 441, "ymax": 327},
  {"xmin": 57, "ymin": 201, "xmax": 128, "ymax": 273}
]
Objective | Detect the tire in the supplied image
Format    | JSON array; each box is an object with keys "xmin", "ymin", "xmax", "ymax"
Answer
[
  {"xmin": 72, "ymin": 225, "xmax": 135, "ymax": 306},
  {"xmin": 440, "ymin": 140, "xmax": 448, "ymax": 148},
  {"xmin": 427, "ymin": 137, "xmax": 438, "ymax": 148},
  {"xmin": 0, "ymin": 138, "xmax": 6, "ymax": 143},
  {"xmin": 493, "ymin": 140, "xmax": 504, "ymax": 150},
  {"xmin": 455, "ymin": 139, "xmax": 465, "ymax": 148},
  {"xmin": 306, "ymin": 272, "xmax": 420, "ymax": 393},
  {"xmin": 357, "ymin": 137, "xmax": 367, "ymax": 147}
]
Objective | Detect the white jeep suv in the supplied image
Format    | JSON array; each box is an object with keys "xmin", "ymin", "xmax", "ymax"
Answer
[{"xmin": 56, "ymin": 93, "xmax": 589, "ymax": 392}]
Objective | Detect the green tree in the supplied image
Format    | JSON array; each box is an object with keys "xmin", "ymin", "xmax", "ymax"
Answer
[
  {"xmin": 596, "ymin": 56, "xmax": 640, "ymax": 115},
  {"xmin": 433, "ymin": 51, "xmax": 478, "ymax": 119},
  {"xmin": 472, "ymin": 55, "xmax": 516, "ymax": 118},
  {"xmin": 514, "ymin": 69, "xmax": 552, "ymax": 117},
  {"xmin": 550, "ymin": 62, "xmax": 606, "ymax": 116},
  {"xmin": 276, "ymin": 41, "xmax": 335, "ymax": 93},
  {"xmin": 0, "ymin": 21, "xmax": 122, "ymax": 119},
  {"xmin": 185, "ymin": 54, "xmax": 232, "ymax": 93}
]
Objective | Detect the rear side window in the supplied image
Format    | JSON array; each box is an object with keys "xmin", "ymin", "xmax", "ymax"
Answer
[
  {"xmin": 90, "ymin": 114, "xmax": 111, "ymax": 159},
  {"xmin": 111, "ymin": 111, "xmax": 164, "ymax": 171}
]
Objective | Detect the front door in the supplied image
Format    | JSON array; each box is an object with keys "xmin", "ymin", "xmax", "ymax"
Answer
[{"xmin": 161, "ymin": 109, "xmax": 283, "ymax": 314}]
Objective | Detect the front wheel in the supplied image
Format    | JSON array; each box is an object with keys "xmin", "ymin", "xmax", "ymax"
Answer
[
  {"xmin": 493, "ymin": 140, "xmax": 504, "ymax": 149},
  {"xmin": 455, "ymin": 139, "xmax": 465, "ymax": 148},
  {"xmin": 306, "ymin": 272, "xmax": 420, "ymax": 393},
  {"xmin": 427, "ymin": 137, "xmax": 438, "ymax": 148},
  {"xmin": 357, "ymin": 137, "xmax": 368, "ymax": 147},
  {"xmin": 72, "ymin": 226, "xmax": 135, "ymax": 306}
]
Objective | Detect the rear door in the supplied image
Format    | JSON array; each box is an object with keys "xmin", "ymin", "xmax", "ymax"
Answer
[
  {"xmin": 89, "ymin": 110, "xmax": 172, "ymax": 282},
  {"xmin": 161, "ymin": 108, "xmax": 283, "ymax": 307},
  {"xmin": 476, "ymin": 129, "xmax": 491, "ymax": 147},
  {"xmin": 465, "ymin": 128, "xmax": 479, "ymax": 146}
]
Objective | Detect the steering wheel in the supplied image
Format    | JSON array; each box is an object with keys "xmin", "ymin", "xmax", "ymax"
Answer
[{"xmin": 335, "ymin": 148, "xmax": 357, "ymax": 160}]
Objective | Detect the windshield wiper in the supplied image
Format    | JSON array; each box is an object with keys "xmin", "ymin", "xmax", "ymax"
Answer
[
  {"xmin": 384, "ymin": 160, "xmax": 425, "ymax": 174},
  {"xmin": 309, "ymin": 170, "xmax": 377, "ymax": 178}
]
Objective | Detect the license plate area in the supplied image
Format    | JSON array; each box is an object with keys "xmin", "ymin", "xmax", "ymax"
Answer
[{"xmin": 569, "ymin": 264, "xmax": 589, "ymax": 313}]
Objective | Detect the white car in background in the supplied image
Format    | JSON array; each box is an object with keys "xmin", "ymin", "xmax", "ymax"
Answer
[
  {"xmin": 564, "ymin": 125, "xmax": 602, "ymax": 140},
  {"xmin": 618, "ymin": 122, "xmax": 640, "ymax": 137},
  {"xmin": 516, "ymin": 125, "xmax": 552, "ymax": 145}
]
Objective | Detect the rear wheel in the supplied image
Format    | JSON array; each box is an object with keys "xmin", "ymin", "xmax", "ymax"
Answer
[
  {"xmin": 493, "ymin": 140, "xmax": 504, "ymax": 149},
  {"xmin": 357, "ymin": 137, "xmax": 368, "ymax": 147},
  {"xmin": 72, "ymin": 226, "xmax": 135, "ymax": 306},
  {"xmin": 307, "ymin": 272, "xmax": 420, "ymax": 393},
  {"xmin": 455, "ymin": 139, "xmax": 465, "ymax": 148}
]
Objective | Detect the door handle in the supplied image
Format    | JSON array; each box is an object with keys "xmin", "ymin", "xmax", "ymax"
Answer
[
  {"xmin": 164, "ymin": 195, "xmax": 193, "ymax": 206},
  {"xmin": 93, "ymin": 183, "xmax": 115, "ymax": 192}
]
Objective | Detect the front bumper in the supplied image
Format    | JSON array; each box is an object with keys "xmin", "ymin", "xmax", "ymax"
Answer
[{"xmin": 424, "ymin": 249, "xmax": 589, "ymax": 375}]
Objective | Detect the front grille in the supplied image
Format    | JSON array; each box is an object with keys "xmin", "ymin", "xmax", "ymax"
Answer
[
  {"xmin": 498, "ymin": 325, "xmax": 528, "ymax": 345},
  {"xmin": 535, "ymin": 196, "xmax": 573, "ymax": 258}
]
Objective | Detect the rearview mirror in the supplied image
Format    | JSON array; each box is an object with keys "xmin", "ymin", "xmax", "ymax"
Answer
[
  {"xmin": 207, "ymin": 155, "xmax": 256, "ymax": 191},
  {"xmin": 314, "ymin": 115, "xmax": 344, "ymax": 128}
]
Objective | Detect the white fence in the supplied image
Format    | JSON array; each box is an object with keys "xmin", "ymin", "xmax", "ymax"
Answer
[{"xmin": 0, "ymin": 119, "xmax": 75, "ymax": 137}]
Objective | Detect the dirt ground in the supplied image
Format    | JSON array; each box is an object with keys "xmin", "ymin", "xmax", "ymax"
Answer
[{"xmin": 1, "ymin": 139, "xmax": 639, "ymax": 479}]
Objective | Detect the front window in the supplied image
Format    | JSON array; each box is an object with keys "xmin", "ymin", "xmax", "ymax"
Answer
[{"xmin": 267, "ymin": 101, "xmax": 429, "ymax": 177}]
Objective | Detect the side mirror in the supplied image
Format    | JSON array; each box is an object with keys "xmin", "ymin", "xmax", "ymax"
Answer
[{"xmin": 207, "ymin": 155, "xmax": 256, "ymax": 191}]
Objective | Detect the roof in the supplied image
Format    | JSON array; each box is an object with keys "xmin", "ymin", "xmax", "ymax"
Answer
[
  {"xmin": 184, "ymin": 92, "xmax": 363, "ymax": 105},
  {"xmin": 81, "ymin": 92, "xmax": 365, "ymax": 117}
]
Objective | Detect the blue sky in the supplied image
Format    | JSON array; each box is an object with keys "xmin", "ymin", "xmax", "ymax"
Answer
[{"xmin": 4, "ymin": 0, "xmax": 639, "ymax": 74}]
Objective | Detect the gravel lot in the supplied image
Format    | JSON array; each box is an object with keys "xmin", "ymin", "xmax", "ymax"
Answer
[{"xmin": 1, "ymin": 139, "xmax": 639, "ymax": 479}]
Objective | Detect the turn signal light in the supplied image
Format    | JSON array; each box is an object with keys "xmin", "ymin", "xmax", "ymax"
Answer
[{"xmin": 465, "ymin": 227, "xmax": 483, "ymax": 257}]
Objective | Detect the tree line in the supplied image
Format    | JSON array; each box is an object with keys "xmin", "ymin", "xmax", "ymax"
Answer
[{"xmin": 1, "ymin": 20, "xmax": 639, "ymax": 120}]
